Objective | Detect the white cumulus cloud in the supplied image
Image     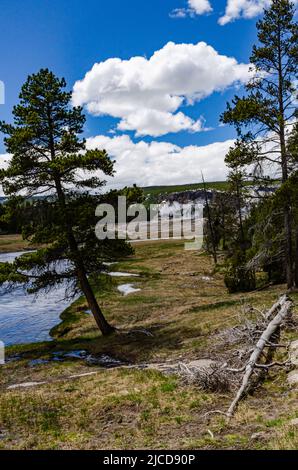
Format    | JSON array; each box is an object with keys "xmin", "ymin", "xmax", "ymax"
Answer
[
  {"xmin": 170, "ymin": 0, "xmax": 212, "ymax": 18},
  {"xmin": 117, "ymin": 109, "xmax": 205, "ymax": 137},
  {"xmin": 219, "ymin": 0, "xmax": 298, "ymax": 26},
  {"xmin": 169, "ymin": 8, "xmax": 189, "ymax": 18},
  {"xmin": 73, "ymin": 41, "xmax": 251, "ymax": 137},
  {"xmin": 0, "ymin": 137, "xmax": 233, "ymax": 196},
  {"xmin": 85, "ymin": 134, "xmax": 234, "ymax": 189},
  {"xmin": 0, "ymin": 137, "xmax": 232, "ymax": 197},
  {"xmin": 189, "ymin": 0, "xmax": 213, "ymax": 14}
]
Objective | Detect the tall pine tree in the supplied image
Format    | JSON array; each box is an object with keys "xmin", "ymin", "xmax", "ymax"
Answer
[
  {"xmin": 0, "ymin": 69, "xmax": 132, "ymax": 336},
  {"xmin": 221, "ymin": 0, "xmax": 298, "ymax": 288}
]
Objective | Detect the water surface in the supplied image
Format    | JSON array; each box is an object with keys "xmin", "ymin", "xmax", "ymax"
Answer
[{"xmin": 0, "ymin": 251, "xmax": 70, "ymax": 346}]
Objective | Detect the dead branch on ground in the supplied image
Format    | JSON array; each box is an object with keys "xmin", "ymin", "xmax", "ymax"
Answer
[{"xmin": 178, "ymin": 295, "xmax": 293, "ymax": 419}]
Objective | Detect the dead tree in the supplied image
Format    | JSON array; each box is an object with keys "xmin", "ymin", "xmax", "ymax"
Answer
[
  {"xmin": 179, "ymin": 295, "xmax": 293, "ymax": 420},
  {"xmin": 226, "ymin": 296, "xmax": 293, "ymax": 418}
]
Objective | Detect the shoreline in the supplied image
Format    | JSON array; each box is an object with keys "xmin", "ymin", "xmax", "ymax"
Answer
[
  {"xmin": 0, "ymin": 234, "xmax": 38, "ymax": 255},
  {"xmin": 0, "ymin": 242, "xmax": 73, "ymax": 349}
]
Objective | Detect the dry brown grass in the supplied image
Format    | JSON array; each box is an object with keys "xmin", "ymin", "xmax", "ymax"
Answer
[{"xmin": 0, "ymin": 234, "xmax": 33, "ymax": 253}]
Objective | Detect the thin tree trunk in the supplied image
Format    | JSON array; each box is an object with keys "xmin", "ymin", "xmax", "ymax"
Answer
[
  {"xmin": 236, "ymin": 180, "xmax": 245, "ymax": 248},
  {"xmin": 202, "ymin": 172, "xmax": 217, "ymax": 264},
  {"xmin": 277, "ymin": 24, "xmax": 294, "ymax": 289},
  {"xmin": 55, "ymin": 178, "xmax": 115, "ymax": 336},
  {"xmin": 77, "ymin": 268, "xmax": 115, "ymax": 335},
  {"xmin": 222, "ymin": 210, "xmax": 226, "ymax": 251},
  {"xmin": 295, "ymin": 225, "xmax": 298, "ymax": 288},
  {"xmin": 284, "ymin": 206, "xmax": 294, "ymax": 288},
  {"xmin": 280, "ymin": 112, "xmax": 294, "ymax": 288}
]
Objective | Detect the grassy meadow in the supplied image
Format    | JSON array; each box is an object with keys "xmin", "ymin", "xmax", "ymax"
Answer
[{"xmin": 0, "ymin": 239, "xmax": 297, "ymax": 449}]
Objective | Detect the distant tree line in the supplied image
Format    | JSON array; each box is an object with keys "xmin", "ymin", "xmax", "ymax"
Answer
[{"xmin": 0, "ymin": 186, "xmax": 144, "ymax": 235}]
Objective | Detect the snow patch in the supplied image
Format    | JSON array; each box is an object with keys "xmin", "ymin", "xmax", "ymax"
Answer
[
  {"xmin": 8, "ymin": 381, "xmax": 47, "ymax": 390},
  {"xmin": 118, "ymin": 284, "xmax": 141, "ymax": 296},
  {"xmin": 108, "ymin": 272, "xmax": 140, "ymax": 277}
]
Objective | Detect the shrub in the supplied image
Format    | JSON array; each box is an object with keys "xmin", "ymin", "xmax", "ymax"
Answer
[{"xmin": 224, "ymin": 264, "xmax": 256, "ymax": 293}]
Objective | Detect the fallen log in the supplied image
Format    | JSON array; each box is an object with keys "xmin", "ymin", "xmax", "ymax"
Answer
[
  {"xmin": 227, "ymin": 296, "xmax": 293, "ymax": 418},
  {"xmin": 265, "ymin": 294, "xmax": 288, "ymax": 320}
]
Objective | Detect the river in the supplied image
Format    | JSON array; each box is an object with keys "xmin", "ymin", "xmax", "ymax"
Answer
[{"xmin": 0, "ymin": 252, "xmax": 70, "ymax": 346}]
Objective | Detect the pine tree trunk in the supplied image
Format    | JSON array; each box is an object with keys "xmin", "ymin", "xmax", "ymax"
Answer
[
  {"xmin": 65, "ymin": 213, "xmax": 115, "ymax": 336},
  {"xmin": 236, "ymin": 181, "xmax": 245, "ymax": 249},
  {"xmin": 52, "ymin": 164, "xmax": 115, "ymax": 336},
  {"xmin": 202, "ymin": 173, "xmax": 217, "ymax": 264},
  {"xmin": 280, "ymin": 125, "xmax": 294, "ymax": 289},
  {"xmin": 284, "ymin": 206, "xmax": 294, "ymax": 289},
  {"xmin": 77, "ymin": 268, "xmax": 115, "ymax": 335},
  {"xmin": 222, "ymin": 211, "xmax": 227, "ymax": 251},
  {"xmin": 277, "ymin": 27, "xmax": 294, "ymax": 289},
  {"xmin": 295, "ymin": 225, "xmax": 298, "ymax": 288}
]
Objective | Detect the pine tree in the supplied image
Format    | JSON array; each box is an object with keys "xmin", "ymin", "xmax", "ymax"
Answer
[
  {"xmin": 221, "ymin": 0, "xmax": 298, "ymax": 288},
  {"xmin": 287, "ymin": 123, "xmax": 298, "ymax": 285},
  {"xmin": 0, "ymin": 69, "xmax": 133, "ymax": 336}
]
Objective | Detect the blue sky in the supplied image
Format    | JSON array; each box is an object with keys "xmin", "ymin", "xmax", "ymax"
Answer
[{"xmin": 0, "ymin": 0, "xmax": 293, "ymax": 188}]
